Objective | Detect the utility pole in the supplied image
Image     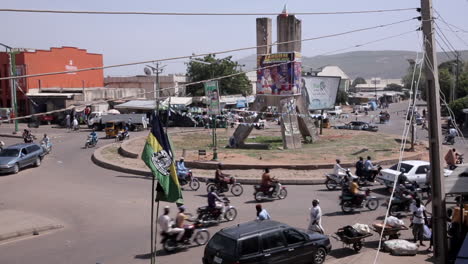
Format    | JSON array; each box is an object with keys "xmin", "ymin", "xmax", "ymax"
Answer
[
  {"xmin": 146, "ymin": 62, "xmax": 165, "ymax": 115},
  {"xmin": 420, "ymin": 0, "xmax": 448, "ymax": 263}
]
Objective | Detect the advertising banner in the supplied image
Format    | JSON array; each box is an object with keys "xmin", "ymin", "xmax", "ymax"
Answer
[
  {"xmin": 301, "ymin": 76, "xmax": 341, "ymax": 111},
  {"xmin": 256, "ymin": 52, "xmax": 302, "ymax": 95},
  {"xmin": 204, "ymin": 81, "xmax": 221, "ymax": 115}
]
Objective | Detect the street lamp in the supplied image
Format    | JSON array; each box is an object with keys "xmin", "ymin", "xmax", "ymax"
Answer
[
  {"xmin": 190, "ymin": 58, "xmax": 220, "ymax": 160},
  {"xmin": 0, "ymin": 43, "xmax": 18, "ymax": 134}
]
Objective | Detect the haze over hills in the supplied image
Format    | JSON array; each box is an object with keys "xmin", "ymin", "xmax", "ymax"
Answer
[{"xmin": 238, "ymin": 50, "xmax": 468, "ymax": 80}]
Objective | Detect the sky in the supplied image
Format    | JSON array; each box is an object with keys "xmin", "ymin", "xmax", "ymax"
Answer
[{"xmin": 1, "ymin": 0, "xmax": 467, "ymax": 76}]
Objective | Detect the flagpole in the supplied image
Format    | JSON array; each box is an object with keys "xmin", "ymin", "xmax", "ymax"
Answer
[
  {"xmin": 150, "ymin": 176, "xmax": 155, "ymax": 264},
  {"xmin": 153, "ymin": 201, "xmax": 160, "ymax": 263}
]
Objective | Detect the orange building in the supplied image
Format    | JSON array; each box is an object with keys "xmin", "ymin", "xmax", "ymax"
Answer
[{"xmin": 0, "ymin": 47, "xmax": 103, "ymax": 115}]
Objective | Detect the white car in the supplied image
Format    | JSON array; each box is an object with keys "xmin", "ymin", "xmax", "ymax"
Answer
[
  {"xmin": 327, "ymin": 106, "xmax": 342, "ymax": 116},
  {"xmin": 376, "ymin": 160, "xmax": 452, "ymax": 188}
]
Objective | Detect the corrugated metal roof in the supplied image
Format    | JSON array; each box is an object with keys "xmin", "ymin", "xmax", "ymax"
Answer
[{"xmin": 445, "ymin": 165, "xmax": 468, "ymax": 195}]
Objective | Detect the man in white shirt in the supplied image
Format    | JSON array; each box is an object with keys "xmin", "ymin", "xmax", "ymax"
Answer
[
  {"xmin": 308, "ymin": 200, "xmax": 324, "ymax": 234},
  {"xmin": 158, "ymin": 206, "xmax": 185, "ymax": 242},
  {"xmin": 333, "ymin": 159, "xmax": 346, "ymax": 177},
  {"xmin": 410, "ymin": 198, "xmax": 427, "ymax": 246}
]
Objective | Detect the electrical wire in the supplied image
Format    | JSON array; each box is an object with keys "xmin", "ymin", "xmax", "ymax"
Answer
[
  {"xmin": 0, "ymin": 8, "xmax": 418, "ymax": 16},
  {"xmin": 2, "ymin": 24, "xmax": 419, "ymax": 122},
  {"xmin": 435, "ymin": 9, "xmax": 468, "ymax": 48},
  {"xmin": 0, "ymin": 17, "xmax": 418, "ymax": 82},
  {"xmin": 372, "ymin": 30, "xmax": 424, "ymax": 264},
  {"xmin": 435, "ymin": 36, "xmax": 456, "ymax": 60},
  {"xmin": 434, "ymin": 22, "xmax": 460, "ymax": 52}
]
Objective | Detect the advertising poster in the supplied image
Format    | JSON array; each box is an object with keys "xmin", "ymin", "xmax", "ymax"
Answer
[
  {"xmin": 204, "ymin": 81, "xmax": 221, "ymax": 115},
  {"xmin": 301, "ymin": 76, "xmax": 341, "ymax": 111},
  {"xmin": 256, "ymin": 52, "xmax": 302, "ymax": 95}
]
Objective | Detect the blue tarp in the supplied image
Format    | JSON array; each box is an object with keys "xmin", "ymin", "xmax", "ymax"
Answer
[{"xmin": 236, "ymin": 100, "xmax": 246, "ymax": 108}]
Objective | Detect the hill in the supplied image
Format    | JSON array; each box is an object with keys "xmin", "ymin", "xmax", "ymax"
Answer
[{"xmin": 238, "ymin": 50, "xmax": 468, "ymax": 80}]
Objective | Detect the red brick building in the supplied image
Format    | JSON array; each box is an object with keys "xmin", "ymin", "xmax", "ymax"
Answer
[{"xmin": 0, "ymin": 47, "xmax": 103, "ymax": 115}]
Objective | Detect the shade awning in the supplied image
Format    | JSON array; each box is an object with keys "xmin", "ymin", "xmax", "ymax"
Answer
[
  {"xmin": 161, "ymin": 97, "xmax": 192, "ymax": 106},
  {"xmin": 445, "ymin": 165, "xmax": 468, "ymax": 195},
  {"xmin": 114, "ymin": 100, "xmax": 156, "ymax": 110}
]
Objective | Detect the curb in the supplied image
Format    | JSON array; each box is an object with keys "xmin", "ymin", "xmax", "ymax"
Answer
[
  {"xmin": 0, "ymin": 224, "xmax": 64, "ymax": 242},
  {"xmin": 0, "ymin": 133, "xmax": 23, "ymax": 139},
  {"xmin": 119, "ymin": 136, "xmax": 424, "ymax": 170},
  {"xmin": 92, "ymin": 144, "xmax": 325, "ymax": 185}
]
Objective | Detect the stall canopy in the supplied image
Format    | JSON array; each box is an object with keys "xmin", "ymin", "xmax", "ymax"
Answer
[
  {"xmin": 161, "ymin": 97, "xmax": 192, "ymax": 107},
  {"xmin": 114, "ymin": 100, "xmax": 156, "ymax": 110}
]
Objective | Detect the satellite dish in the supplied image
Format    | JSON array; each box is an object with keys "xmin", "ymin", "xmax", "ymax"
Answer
[{"xmin": 144, "ymin": 67, "xmax": 152, "ymax": 76}]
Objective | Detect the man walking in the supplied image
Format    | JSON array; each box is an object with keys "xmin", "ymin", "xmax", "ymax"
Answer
[
  {"xmin": 410, "ymin": 198, "xmax": 428, "ymax": 246},
  {"xmin": 308, "ymin": 199, "xmax": 324, "ymax": 234}
]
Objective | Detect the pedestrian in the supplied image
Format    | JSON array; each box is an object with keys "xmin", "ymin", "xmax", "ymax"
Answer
[
  {"xmin": 410, "ymin": 198, "xmax": 428, "ymax": 246},
  {"xmin": 72, "ymin": 117, "xmax": 79, "ymax": 131},
  {"xmin": 307, "ymin": 199, "xmax": 324, "ymax": 234},
  {"xmin": 425, "ymin": 169, "xmax": 432, "ymax": 206},
  {"xmin": 422, "ymin": 109, "xmax": 426, "ymax": 118},
  {"xmin": 65, "ymin": 114, "xmax": 71, "ymax": 129},
  {"xmin": 256, "ymin": 204, "xmax": 271, "ymax": 220}
]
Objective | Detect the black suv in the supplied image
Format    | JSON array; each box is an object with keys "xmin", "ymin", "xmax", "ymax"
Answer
[{"xmin": 202, "ymin": 220, "xmax": 331, "ymax": 264}]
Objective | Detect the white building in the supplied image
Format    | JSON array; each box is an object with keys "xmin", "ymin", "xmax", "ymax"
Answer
[{"xmin": 317, "ymin": 66, "xmax": 351, "ymax": 92}]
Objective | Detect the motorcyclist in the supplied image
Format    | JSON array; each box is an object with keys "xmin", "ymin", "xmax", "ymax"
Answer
[
  {"xmin": 349, "ymin": 178, "xmax": 365, "ymax": 205},
  {"xmin": 175, "ymin": 206, "xmax": 192, "ymax": 244},
  {"xmin": 207, "ymin": 189, "xmax": 224, "ymax": 214},
  {"xmin": 177, "ymin": 157, "xmax": 189, "ymax": 181},
  {"xmin": 23, "ymin": 129, "xmax": 33, "ymax": 143},
  {"xmin": 215, "ymin": 163, "xmax": 231, "ymax": 192},
  {"xmin": 447, "ymin": 127, "xmax": 457, "ymax": 143},
  {"xmin": 89, "ymin": 129, "xmax": 98, "ymax": 144},
  {"xmin": 261, "ymin": 168, "xmax": 276, "ymax": 195},
  {"xmin": 157, "ymin": 206, "xmax": 184, "ymax": 242},
  {"xmin": 355, "ymin": 157, "xmax": 365, "ymax": 179},
  {"xmin": 363, "ymin": 156, "xmax": 378, "ymax": 182},
  {"xmin": 333, "ymin": 159, "xmax": 346, "ymax": 178}
]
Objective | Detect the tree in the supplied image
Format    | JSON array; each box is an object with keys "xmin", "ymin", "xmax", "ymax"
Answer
[
  {"xmin": 402, "ymin": 63, "xmax": 427, "ymax": 100},
  {"xmin": 185, "ymin": 55, "xmax": 251, "ymax": 96},
  {"xmin": 335, "ymin": 90, "xmax": 348, "ymax": 105},
  {"xmin": 384, "ymin": 83, "xmax": 403, "ymax": 91},
  {"xmin": 351, "ymin": 77, "xmax": 366, "ymax": 87},
  {"xmin": 448, "ymin": 96, "xmax": 468, "ymax": 124}
]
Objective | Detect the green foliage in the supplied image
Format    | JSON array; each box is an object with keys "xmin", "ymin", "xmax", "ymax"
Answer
[
  {"xmin": 336, "ymin": 89, "xmax": 348, "ymax": 105},
  {"xmin": 352, "ymin": 77, "xmax": 366, "ymax": 87},
  {"xmin": 384, "ymin": 83, "xmax": 403, "ymax": 91},
  {"xmin": 448, "ymin": 96, "xmax": 468, "ymax": 123},
  {"xmin": 185, "ymin": 55, "xmax": 251, "ymax": 96}
]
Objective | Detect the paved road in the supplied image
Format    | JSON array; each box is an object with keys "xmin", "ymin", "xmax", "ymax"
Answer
[{"xmin": 0, "ymin": 104, "xmax": 444, "ymax": 264}]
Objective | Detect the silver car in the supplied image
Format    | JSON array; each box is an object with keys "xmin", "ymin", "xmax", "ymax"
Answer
[{"xmin": 0, "ymin": 143, "xmax": 44, "ymax": 174}]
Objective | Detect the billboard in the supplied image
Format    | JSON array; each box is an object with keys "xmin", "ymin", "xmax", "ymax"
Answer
[
  {"xmin": 204, "ymin": 81, "xmax": 221, "ymax": 115},
  {"xmin": 256, "ymin": 52, "xmax": 302, "ymax": 95},
  {"xmin": 301, "ymin": 76, "xmax": 341, "ymax": 111}
]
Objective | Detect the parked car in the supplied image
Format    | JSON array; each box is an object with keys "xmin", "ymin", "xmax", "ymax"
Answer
[
  {"xmin": 0, "ymin": 143, "xmax": 45, "ymax": 174},
  {"xmin": 335, "ymin": 121, "xmax": 378, "ymax": 132},
  {"xmin": 377, "ymin": 160, "xmax": 453, "ymax": 188},
  {"xmin": 327, "ymin": 106, "xmax": 343, "ymax": 116},
  {"xmin": 203, "ymin": 220, "xmax": 331, "ymax": 264},
  {"xmin": 360, "ymin": 103, "xmax": 371, "ymax": 111}
]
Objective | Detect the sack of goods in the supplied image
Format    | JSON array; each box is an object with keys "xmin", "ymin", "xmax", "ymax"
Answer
[
  {"xmin": 387, "ymin": 216, "xmax": 405, "ymax": 227},
  {"xmin": 383, "ymin": 239, "xmax": 418, "ymax": 256},
  {"xmin": 352, "ymin": 223, "xmax": 371, "ymax": 235},
  {"xmin": 343, "ymin": 225, "xmax": 361, "ymax": 238}
]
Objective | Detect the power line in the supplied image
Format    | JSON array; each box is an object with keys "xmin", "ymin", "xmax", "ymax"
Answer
[
  {"xmin": 434, "ymin": 9, "xmax": 468, "ymax": 48},
  {"xmin": 435, "ymin": 22, "xmax": 459, "ymax": 52},
  {"xmin": 3, "ymin": 27, "xmax": 417, "ymax": 122},
  {"xmin": 435, "ymin": 37, "xmax": 455, "ymax": 60},
  {"xmin": 0, "ymin": 17, "xmax": 418, "ymax": 81},
  {"xmin": 0, "ymin": 7, "xmax": 417, "ymax": 16}
]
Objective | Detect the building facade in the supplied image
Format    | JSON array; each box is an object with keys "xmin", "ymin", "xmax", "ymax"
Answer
[{"xmin": 0, "ymin": 47, "xmax": 103, "ymax": 115}]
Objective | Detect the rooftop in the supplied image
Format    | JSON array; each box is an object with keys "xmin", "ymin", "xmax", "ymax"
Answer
[{"xmin": 445, "ymin": 165, "xmax": 468, "ymax": 195}]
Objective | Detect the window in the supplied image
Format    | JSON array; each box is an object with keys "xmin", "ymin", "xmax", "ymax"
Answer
[
  {"xmin": 27, "ymin": 145, "xmax": 40, "ymax": 153},
  {"xmin": 207, "ymin": 234, "xmax": 237, "ymax": 257},
  {"xmin": 21, "ymin": 148, "xmax": 28, "ymax": 156},
  {"xmin": 261, "ymin": 232, "xmax": 285, "ymax": 251},
  {"xmin": 389, "ymin": 163, "xmax": 414, "ymax": 173},
  {"xmin": 240, "ymin": 236, "xmax": 259, "ymax": 256},
  {"xmin": 416, "ymin": 165, "xmax": 429, "ymax": 174},
  {"xmin": 283, "ymin": 229, "xmax": 305, "ymax": 245}
]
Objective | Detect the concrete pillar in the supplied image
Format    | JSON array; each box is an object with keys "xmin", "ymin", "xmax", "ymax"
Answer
[
  {"xmin": 277, "ymin": 15, "xmax": 302, "ymax": 53},
  {"xmin": 256, "ymin": 18, "xmax": 272, "ymax": 55}
]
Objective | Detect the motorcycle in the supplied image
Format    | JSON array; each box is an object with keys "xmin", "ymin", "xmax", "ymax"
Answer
[
  {"xmin": 179, "ymin": 170, "xmax": 200, "ymax": 191},
  {"xmin": 40, "ymin": 141, "xmax": 52, "ymax": 154},
  {"xmin": 160, "ymin": 224, "xmax": 210, "ymax": 253},
  {"xmin": 325, "ymin": 170, "xmax": 356, "ymax": 191},
  {"xmin": 388, "ymin": 192, "xmax": 416, "ymax": 216},
  {"xmin": 205, "ymin": 178, "xmax": 244, "ymax": 196},
  {"xmin": 253, "ymin": 181, "xmax": 287, "ymax": 202},
  {"xmin": 340, "ymin": 189, "xmax": 379, "ymax": 213},
  {"xmin": 23, "ymin": 133, "xmax": 36, "ymax": 143},
  {"xmin": 196, "ymin": 197, "xmax": 237, "ymax": 226},
  {"xmin": 443, "ymin": 135, "xmax": 455, "ymax": 145},
  {"xmin": 84, "ymin": 135, "xmax": 98, "ymax": 148},
  {"xmin": 358, "ymin": 164, "xmax": 382, "ymax": 186},
  {"xmin": 116, "ymin": 131, "xmax": 130, "ymax": 142}
]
